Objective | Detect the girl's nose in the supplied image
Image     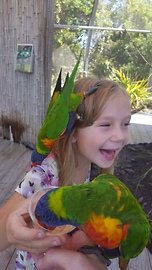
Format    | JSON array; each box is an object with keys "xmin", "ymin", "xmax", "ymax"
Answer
[{"xmin": 111, "ymin": 127, "xmax": 127, "ymax": 142}]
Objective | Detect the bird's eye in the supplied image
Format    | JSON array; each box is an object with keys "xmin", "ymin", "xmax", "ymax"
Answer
[{"xmin": 35, "ymin": 213, "xmax": 42, "ymax": 220}]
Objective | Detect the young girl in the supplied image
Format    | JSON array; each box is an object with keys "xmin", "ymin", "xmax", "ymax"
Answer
[{"xmin": 0, "ymin": 76, "xmax": 131, "ymax": 270}]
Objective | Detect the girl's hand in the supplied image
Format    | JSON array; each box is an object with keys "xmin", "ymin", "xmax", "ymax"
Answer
[
  {"xmin": 6, "ymin": 197, "xmax": 67, "ymax": 254},
  {"xmin": 32, "ymin": 230, "xmax": 107, "ymax": 270},
  {"xmin": 62, "ymin": 229, "xmax": 95, "ymax": 250},
  {"xmin": 32, "ymin": 248, "xmax": 108, "ymax": 270}
]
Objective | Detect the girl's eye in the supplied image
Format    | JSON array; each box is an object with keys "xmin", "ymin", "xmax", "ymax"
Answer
[
  {"xmin": 100, "ymin": 124, "xmax": 110, "ymax": 127},
  {"xmin": 124, "ymin": 122, "xmax": 130, "ymax": 126}
]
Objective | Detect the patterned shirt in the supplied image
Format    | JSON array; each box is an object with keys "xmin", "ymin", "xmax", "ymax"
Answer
[{"xmin": 15, "ymin": 153, "xmax": 90, "ymax": 270}]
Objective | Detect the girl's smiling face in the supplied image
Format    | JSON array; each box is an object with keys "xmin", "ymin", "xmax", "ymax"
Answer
[{"xmin": 72, "ymin": 92, "xmax": 131, "ymax": 169}]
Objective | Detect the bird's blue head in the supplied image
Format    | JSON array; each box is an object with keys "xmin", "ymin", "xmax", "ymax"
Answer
[{"xmin": 34, "ymin": 189, "xmax": 67, "ymax": 227}]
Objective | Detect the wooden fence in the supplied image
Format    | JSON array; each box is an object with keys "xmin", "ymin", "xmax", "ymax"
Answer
[{"xmin": 0, "ymin": 0, "xmax": 54, "ymax": 146}]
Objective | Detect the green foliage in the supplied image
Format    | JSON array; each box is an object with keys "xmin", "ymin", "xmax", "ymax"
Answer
[
  {"xmin": 89, "ymin": 31, "xmax": 152, "ymax": 80},
  {"xmin": 53, "ymin": 0, "xmax": 152, "ymax": 83},
  {"xmin": 55, "ymin": 0, "xmax": 93, "ymax": 24},
  {"xmin": 109, "ymin": 68, "xmax": 151, "ymax": 109},
  {"xmin": 54, "ymin": 0, "xmax": 94, "ymax": 52}
]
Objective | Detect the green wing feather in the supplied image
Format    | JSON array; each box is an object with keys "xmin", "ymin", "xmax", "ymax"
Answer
[
  {"xmin": 35, "ymin": 69, "xmax": 62, "ymax": 155},
  {"xmin": 34, "ymin": 52, "xmax": 82, "ymax": 157},
  {"xmin": 48, "ymin": 68, "xmax": 62, "ymax": 112}
]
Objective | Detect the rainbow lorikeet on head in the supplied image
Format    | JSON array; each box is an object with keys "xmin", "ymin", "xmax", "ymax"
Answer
[
  {"xmin": 31, "ymin": 52, "xmax": 97, "ymax": 166},
  {"xmin": 34, "ymin": 174, "xmax": 150, "ymax": 266}
]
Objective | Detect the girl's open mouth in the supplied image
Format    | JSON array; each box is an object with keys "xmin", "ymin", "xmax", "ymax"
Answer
[{"xmin": 100, "ymin": 149, "xmax": 116, "ymax": 161}]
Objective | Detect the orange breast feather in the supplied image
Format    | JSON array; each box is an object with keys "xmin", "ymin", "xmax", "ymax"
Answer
[{"xmin": 80, "ymin": 213, "xmax": 130, "ymax": 249}]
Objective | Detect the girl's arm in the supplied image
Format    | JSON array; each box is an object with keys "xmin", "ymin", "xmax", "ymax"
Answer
[
  {"xmin": 0, "ymin": 192, "xmax": 25, "ymax": 250},
  {"xmin": 0, "ymin": 192, "xmax": 67, "ymax": 253}
]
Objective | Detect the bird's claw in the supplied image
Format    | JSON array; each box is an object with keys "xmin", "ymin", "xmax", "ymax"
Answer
[{"xmin": 78, "ymin": 245, "xmax": 111, "ymax": 266}]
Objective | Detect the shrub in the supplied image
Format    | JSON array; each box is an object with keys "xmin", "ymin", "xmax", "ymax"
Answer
[{"xmin": 109, "ymin": 68, "xmax": 151, "ymax": 110}]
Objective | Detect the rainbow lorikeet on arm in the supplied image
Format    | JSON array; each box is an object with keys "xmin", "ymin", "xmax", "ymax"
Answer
[{"xmin": 34, "ymin": 174, "xmax": 150, "ymax": 269}]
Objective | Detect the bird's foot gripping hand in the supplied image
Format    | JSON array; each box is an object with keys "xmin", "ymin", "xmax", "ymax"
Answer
[{"xmin": 78, "ymin": 245, "xmax": 111, "ymax": 266}]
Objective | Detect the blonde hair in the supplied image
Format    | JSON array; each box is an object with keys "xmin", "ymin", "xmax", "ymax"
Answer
[{"xmin": 52, "ymin": 77, "xmax": 130, "ymax": 186}]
